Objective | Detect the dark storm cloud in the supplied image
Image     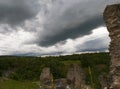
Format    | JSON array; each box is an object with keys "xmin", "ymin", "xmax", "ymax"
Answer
[
  {"xmin": 0, "ymin": 0, "xmax": 40, "ymax": 25},
  {"xmin": 37, "ymin": 0, "xmax": 119, "ymax": 47},
  {"xmin": 39, "ymin": 15, "xmax": 104, "ymax": 46}
]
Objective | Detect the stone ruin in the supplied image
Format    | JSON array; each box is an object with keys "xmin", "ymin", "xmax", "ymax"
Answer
[
  {"xmin": 67, "ymin": 64, "xmax": 86, "ymax": 89},
  {"xmin": 39, "ymin": 65, "xmax": 87, "ymax": 89},
  {"xmin": 40, "ymin": 68, "xmax": 51, "ymax": 82},
  {"xmin": 39, "ymin": 67, "xmax": 67, "ymax": 89},
  {"xmin": 104, "ymin": 4, "xmax": 120, "ymax": 89},
  {"xmin": 98, "ymin": 75, "xmax": 108, "ymax": 89}
]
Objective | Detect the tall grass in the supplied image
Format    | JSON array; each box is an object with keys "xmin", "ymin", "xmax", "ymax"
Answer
[
  {"xmin": 51, "ymin": 73, "xmax": 55, "ymax": 89},
  {"xmin": 88, "ymin": 66, "xmax": 94, "ymax": 89}
]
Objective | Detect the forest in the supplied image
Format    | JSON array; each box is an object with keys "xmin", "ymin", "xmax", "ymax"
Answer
[{"xmin": 0, "ymin": 52, "xmax": 110, "ymax": 89}]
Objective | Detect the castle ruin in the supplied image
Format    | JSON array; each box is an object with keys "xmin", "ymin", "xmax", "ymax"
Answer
[{"xmin": 104, "ymin": 4, "xmax": 120, "ymax": 89}]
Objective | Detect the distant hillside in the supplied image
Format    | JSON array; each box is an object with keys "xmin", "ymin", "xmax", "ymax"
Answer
[{"xmin": 0, "ymin": 52, "xmax": 110, "ymax": 89}]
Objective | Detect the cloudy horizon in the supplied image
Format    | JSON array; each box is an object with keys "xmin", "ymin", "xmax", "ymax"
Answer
[{"xmin": 0, "ymin": 0, "xmax": 119, "ymax": 56}]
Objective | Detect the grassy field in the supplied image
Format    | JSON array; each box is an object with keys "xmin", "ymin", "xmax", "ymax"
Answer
[{"xmin": 0, "ymin": 78, "xmax": 39, "ymax": 89}]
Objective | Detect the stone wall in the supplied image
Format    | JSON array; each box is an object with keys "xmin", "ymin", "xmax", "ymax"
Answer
[
  {"xmin": 40, "ymin": 68, "xmax": 51, "ymax": 82},
  {"xmin": 67, "ymin": 64, "xmax": 86, "ymax": 89},
  {"xmin": 103, "ymin": 4, "xmax": 120, "ymax": 89},
  {"xmin": 39, "ymin": 65, "xmax": 88, "ymax": 89}
]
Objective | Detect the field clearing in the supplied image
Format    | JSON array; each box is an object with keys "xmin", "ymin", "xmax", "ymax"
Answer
[
  {"xmin": 62, "ymin": 60, "xmax": 81, "ymax": 65},
  {"xmin": 0, "ymin": 78, "xmax": 39, "ymax": 89}
]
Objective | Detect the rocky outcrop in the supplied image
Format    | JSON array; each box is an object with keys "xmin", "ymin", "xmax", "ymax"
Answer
[{"xmin": 104, "ymin": 4, "xmax": 120, "ymax": 89}]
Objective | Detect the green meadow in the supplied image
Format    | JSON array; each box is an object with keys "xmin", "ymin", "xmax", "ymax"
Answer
[{"xmin": 0, "ymin": 78, "xmax": 39, "ymax": 89}]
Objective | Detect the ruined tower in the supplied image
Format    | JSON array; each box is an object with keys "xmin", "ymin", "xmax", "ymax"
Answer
[{"xmin": 104, "ymin": 4, "xmax": 120, "ymax": 89}]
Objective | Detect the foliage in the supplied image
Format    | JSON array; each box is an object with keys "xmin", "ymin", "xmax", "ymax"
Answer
[{"xmin": 0, "ymin": 52, "xmax": 110, "ymax": 89}]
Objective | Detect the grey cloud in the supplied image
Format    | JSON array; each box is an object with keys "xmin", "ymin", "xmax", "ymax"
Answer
[
  {"xmin": 10, "ymin": 50, "xmax": 63, "ymax": 57},
  {"xmin": 10, "ymin": 52, "xmax": 40, "ymax": 57},
  {"xmin": 0, "ymin": 0, "xmax": 119, "ymax": 56},
  {"xmin": 0, "ymin": 0, "xmax": 40, "ymax": 25},
  {"xmin": 77, "ymin": 37, "xmax": 110, "ymax": 52},
  {"xmin": 37, "ymin": 0, "xmax": 119, "ymax": 46},
  {"xmin": 39, "ymin": 16, "xmax": 104, "ymax": 46}
]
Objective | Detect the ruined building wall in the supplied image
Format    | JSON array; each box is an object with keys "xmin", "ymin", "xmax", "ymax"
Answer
[{"xmin": 104, "ymin": 4, "xmax": 120, "ymax": 89}]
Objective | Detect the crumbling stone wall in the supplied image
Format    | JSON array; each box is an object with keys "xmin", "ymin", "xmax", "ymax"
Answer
[
  {"xmin": 104, "ymin": 4, "xmax": 120, "ymax": 89},
  {"xmin": 67, "ymin": 64, "xmax": 86, "ymax": 89},
  {"xmin": 40, "ymin": 68, "xmax": 51, "ymax": 82},
  {"xmin": 39, "ymin": 65, "xmax": 87, "ymax": 89}
]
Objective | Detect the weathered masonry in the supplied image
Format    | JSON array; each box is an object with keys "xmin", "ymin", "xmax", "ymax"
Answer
[{"xmin": 104, "ymin": 4, "xmax": 120, "ymax": 89}]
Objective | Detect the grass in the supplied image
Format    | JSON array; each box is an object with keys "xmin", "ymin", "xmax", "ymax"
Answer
[
  {"xmin": 0, "ymin": 78, "xmax": 39, "ymax": 89},
  {"xmin": 62, "ymin": 60, "xmax": 81, "ymax": 65}
]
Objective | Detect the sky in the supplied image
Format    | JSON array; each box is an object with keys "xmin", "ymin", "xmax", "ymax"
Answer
[{"xmin": 0, "ymin": 0, "xmax": 119, "ymax": 56}]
